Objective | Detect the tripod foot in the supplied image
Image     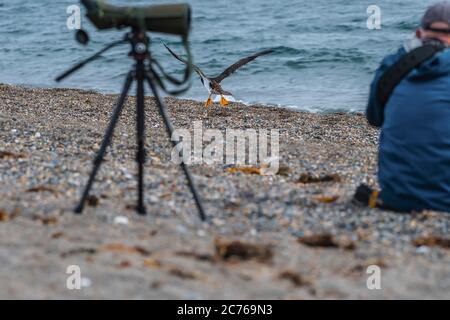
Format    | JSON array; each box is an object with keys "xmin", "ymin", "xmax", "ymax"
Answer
[
  {"xmin": 136, "ymin": 205, "xmax": 147, "ymax": 215},
  {"xmin": 73, "ymin": 205, "xmax": 84, "ymax": 214}
]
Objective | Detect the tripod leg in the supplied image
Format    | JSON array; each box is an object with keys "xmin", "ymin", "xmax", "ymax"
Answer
[
  {"xmin": 145, "ymin": 73, "xmax": 207, "ymax": 221},
  {"xmin": 135, "ymin": 63, "xmax": 147, "ymax": 215},
  {"xmin": 74, "ymin": 71, "xmax": 134, "ymax": 214}
]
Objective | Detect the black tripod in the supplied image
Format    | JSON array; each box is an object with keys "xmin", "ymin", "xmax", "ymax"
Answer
[{"xmin": 56, "ymin": 30, "xmax": 206, "ymax": 221}]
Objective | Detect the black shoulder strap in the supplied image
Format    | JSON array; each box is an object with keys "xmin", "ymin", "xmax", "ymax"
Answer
[{"xmin": 376, "ymin": 44, "xmax": 445, "ymax": 107}]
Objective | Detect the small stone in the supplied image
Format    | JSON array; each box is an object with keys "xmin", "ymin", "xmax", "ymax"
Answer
[
  {"xmin": 176, "ymin": 224, "xmax": 187, "ymax": 234},
  {"xmin": 415, "ymin": 246, "xmax": 430, "ymax": 254},
  {"xmin": 86, "ymin": 195, "xmax": 99, "ymax": 207},
  {"xmin": 197, "ymin": 229, "xmax": 206, "ymax": 237},
  {"xmin": 212, "ymin": 218, "xmax": 225, "ymax": 227},
  {"xmin": 148, "ymin": 195, "xmax": 159, "ymax": 204},
  {"xmin": 113, "ymin": 216, "xmax": 129, "ymax": 225}
]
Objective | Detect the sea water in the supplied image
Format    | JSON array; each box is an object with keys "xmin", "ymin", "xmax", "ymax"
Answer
[{"xmin": 0, "ymin": 0, "xmax": 437, "ymax": 112}]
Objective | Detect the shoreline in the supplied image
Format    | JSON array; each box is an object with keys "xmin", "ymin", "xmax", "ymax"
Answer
[
  {"xmin": 0, "ymin": 83, "xmax": 449, "ymax": 299},
  {"xmin": 0, "ymin": 82, "xmax": 364, "ymax": 114}
]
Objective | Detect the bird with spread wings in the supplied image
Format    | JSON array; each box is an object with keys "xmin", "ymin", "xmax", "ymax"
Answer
[{"xmin": 164, "ymin": 44, "xmax": 273, "ymax": 107}]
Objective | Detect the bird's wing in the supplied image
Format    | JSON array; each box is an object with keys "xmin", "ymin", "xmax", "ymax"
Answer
[
  {"xmin": 212, "ymin": 49, "xmax": 273, "ymax": 83},
  {"xmin": 163, "ymin": 43, "xmax": 209, "ymax": 80}
]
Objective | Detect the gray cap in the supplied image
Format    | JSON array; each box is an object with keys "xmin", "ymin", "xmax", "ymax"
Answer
[{"xmin": 421, "ymin": 1, "xmax": 450, "ymax": 29}]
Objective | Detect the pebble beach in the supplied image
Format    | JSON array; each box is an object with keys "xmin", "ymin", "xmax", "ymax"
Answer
[{"xmin": 0, "ymin": 84, "xmax": 449, "ymax": 299}]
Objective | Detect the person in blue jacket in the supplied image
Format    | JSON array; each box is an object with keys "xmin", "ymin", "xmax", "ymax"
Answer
[{"xmin": 364, "ymin": 2, "xmax": 450, "ymax": 213}]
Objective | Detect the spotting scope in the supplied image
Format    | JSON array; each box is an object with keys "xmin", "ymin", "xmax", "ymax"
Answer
[{"xmin": 81, "ymin": 0, "xmax": 191, "ymax": 36}]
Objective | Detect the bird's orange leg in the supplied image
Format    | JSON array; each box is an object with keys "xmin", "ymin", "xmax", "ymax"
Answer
[
  {"xmin": 204, "ymin": 93, "xmax": 213, "ymax": 108},
  {"xmin": 220, "ymin": 95, "xmax": 229, "ymax": 106}
]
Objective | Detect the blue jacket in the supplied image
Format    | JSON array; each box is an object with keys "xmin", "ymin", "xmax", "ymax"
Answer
[{"xmin": 367, "ymin": 44, "xmax": 450, "ymax": 213}]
